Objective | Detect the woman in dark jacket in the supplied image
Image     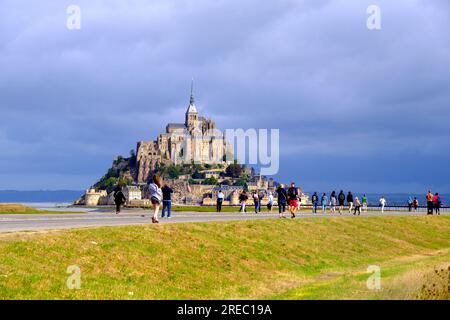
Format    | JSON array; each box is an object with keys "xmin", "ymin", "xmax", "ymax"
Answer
[
  {"xmin": 276, "ymin": 184, "xmax": 288, "ymax": 218},
  {"xmin": 113, "ymin": 185, "xmax": 126, "ymax": 214}
]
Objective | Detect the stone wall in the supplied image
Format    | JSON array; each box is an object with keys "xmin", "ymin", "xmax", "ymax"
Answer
[{"xmin": 136, "ymin": 141, "xmax": 161, "ymax": 183}]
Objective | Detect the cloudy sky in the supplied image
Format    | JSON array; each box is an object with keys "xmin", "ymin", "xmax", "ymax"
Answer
[{"xmin": 0, "ymin": 0, "xmax": 449, "ymax": 192}]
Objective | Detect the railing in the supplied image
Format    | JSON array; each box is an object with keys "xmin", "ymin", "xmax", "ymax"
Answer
[{"xmin": 201, "ymin": 203, "xmax": 449, "ymax": 212}]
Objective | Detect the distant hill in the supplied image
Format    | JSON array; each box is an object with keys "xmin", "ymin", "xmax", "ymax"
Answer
[{"xmin": 0, "ymin": 190, "xmax": 84, "ymax": 203}]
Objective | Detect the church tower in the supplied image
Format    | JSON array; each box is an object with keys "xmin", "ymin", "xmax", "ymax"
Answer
[{"xmin": 185, "ymin": 79, "xmax": 198, "ymax": 130}]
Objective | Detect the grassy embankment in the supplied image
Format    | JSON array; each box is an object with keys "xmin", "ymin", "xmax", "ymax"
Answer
[
  {"xmin": 0, "ymin": 215, "xmax": 449, "ymax": 300},
  {"xmin": 0, "ymin": 204, "xmax": 82, "ymax": 215}
]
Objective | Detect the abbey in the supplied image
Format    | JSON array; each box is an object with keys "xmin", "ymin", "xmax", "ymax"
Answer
[{"xmin": 136, "ymin": 82, "xmax": 230, "ymax": 183}]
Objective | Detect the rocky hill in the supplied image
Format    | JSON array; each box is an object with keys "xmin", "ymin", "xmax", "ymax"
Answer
[{"xmin": 93, "ymin": 151, "xmax": 137, "ymax": 193}]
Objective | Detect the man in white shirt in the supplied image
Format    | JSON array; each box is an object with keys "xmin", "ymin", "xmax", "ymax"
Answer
[
  {"xmin": 379, "ymin": 196, "xmax": 386, "ymax": 213},
  {"xmin": 217, "ymin": 190, "xmax": 225, "ymax": 213}
]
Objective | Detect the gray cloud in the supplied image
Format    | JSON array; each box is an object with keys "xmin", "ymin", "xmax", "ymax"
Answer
[{"xmin": 0, "ymin": 0, "xmax": 449, "ymax": 192}]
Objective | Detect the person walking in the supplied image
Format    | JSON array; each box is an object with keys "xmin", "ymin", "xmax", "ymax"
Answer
[
  {"xmin": 321, "ymin": 192, "xmax": 328, "ymax": 213},
  {"xmin": 407, "ymin": 196, "xmax": 413, "ymax": 212},
  {"xmin": 413, "ymin": 197, "xmax": 419, "ymax": 212},
  {"xmin": 347, "ymin": 191, "xmax": 354, "ymax": 213},
  {"xmin": 113, "ymin": 185, "xmax": 126, "ymax": 215},
  {"xmin": 216, "ymin": 189, "xmax": 225, "ymax": 213},
  {"xmin": 297, "ymin": 193, "xmax": 302, "ymax": 212},
  {"xmin": 379, "ymin": 196, "xmax": 386, "ymax": 213},
  {"xmin": 354, "ymin": 197, "xmax": 362, "ymax": 215},
  {"xmin": 426, "ymin": 190, "xmax": 434, "ymax": 215},
  {"xmin": 161, "ymin": 184, "xmax": 174, "ymax": 218},
  {"xmin": 267, "ymin": 192, "xmax": 274, "ymax": 213},
  {"xmin": 362, "ymin": 194, "xmax": 368, "ymax": 213},
  {"xmin": 330, "ymin": 191, "xmax": 337, "ymax": 213},
  {"xmin": 239, "ymin": 190, "xmax": 248, "ymax": 213},
  {"xmin": 287, "ymin": 182, "xmax": 299, "ymax": 218},
  {"xmin": 252, "ymin": 191, "xmax": 260, "ymax": 214},
  {"xmin": 338, "ymin": 190, "xmax": 345, "ymax": 214},
  {"xmin": 433, "ymin": 193, "xmax": 441, "ymax": 215},
  {"xmin": 149, "ymin": 175, "xmax": 163, "ymax": 224},
  {"xmin": 311, "ymin": 192, "xmax": 319, "ymax": 214},
  {"xmin": 276, "ymin": 184, "xmax": 288, "ymax": 218},
  {"xmin": 258, "ymin": 190, "xmax": 265, "ymax": 213}
]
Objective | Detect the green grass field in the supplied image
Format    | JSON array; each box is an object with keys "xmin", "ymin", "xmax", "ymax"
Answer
[
  {"xmin": 146, "ymin": 205, "xmax": 396, "ymax": 213},
  {"xmin": 0, "ymin": 204, "xmax": 83, "ymax": 215},
  {"xmin": 0, "ymin": 215, "xmax": 449, "ymax": 299}
]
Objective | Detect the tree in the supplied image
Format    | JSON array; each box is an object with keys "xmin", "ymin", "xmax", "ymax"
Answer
[
  {"xmin": 101, "ymin": 177, "xmax": 118, "ymax": 193},
  {"xmin": 155, "ymin": 162, "xmax": 167, "ymax": 176},
  {"xmin": 221, "ymin": 179, "xmax": 231, "ymax": 186},
  {"xmin": 226, "ymin": 162, "xmax": 242, "ymax": 178},
  {"xmin": 113, "ymin": 156, "xmax": 124, "ymax": 166},
  {"xmin": 202, "ymin": 177, "xmax": 218, "ymax": 185},
  {"xmin": 167, "ymin": 165, "xmax": 182, "ymax": 179},
  {"xmin": 118, "ymin": 175, "xmax": 132, "ymax": 187},
  {"xmin": 233, "ymin": 178, "xmax": 248, "ymax": 187},
  {"xmin": 188, "ymin": 178, "xmax": 200, "ymax": 185},
  {"xmin": 192, "ymin": 170, "xmax": 203, "ymax": 179}
]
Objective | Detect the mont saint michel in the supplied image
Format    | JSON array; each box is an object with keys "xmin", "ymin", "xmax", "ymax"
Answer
[
  {"xmin": 77, "ymin": 84, "xmax": 286, "ymax": 207},
  {"xmin": 135, "ymin": 82, "xmax": 230, "ymax": 184}
]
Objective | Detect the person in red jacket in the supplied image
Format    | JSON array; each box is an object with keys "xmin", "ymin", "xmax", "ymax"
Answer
[
  {"xmin": 433, "ymin": 193, "xmax": 441, "ymax": 215},
  {"xmin": 287, "ymin": 182, "xmax": 299, "ymax": 219}
]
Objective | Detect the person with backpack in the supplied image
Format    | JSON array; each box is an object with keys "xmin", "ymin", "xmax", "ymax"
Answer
[
  {"xmin": 338, "ymin": 190, "xmax": 345, "ymax": 214},
  {"xmin": 407, "ymin": 196, "xmax": 413, "ymax": 212},
  {"xmin": 287, "ymin": 182, "xmax": 299, "ymax": 218},
  {"xmin": 347, "ymin": 191, "xmax": 354, "ymax": 213},
  {"xmin": 113, "ymin": 185, "xmax": 126, "ymax": 215},
  {"xmin": 276, "ymin": 184, "xmax": 288, "ymax": 218},
  {"xmin": 149, "ymin": 175, "xmax": 163, "ymax": 224},
  {"xmin": 258, "ymin": 190, "xmax": 265, "ymax": 213},
  {"xmin": 216, "ymin": 189, "xmax": 225, "ymax": 213},
  {"xmin": 433, "ymin": 193, "xmax": 441, "ymax": 215},
  {"xmin": 311, "ymin": 192, "xmax": 319, "ymax": 214},
  {"xmin": 161, "ymin": 184, "xmax": 174, "ymax": 218},
  {"xmin": 321, "ymin": 192, "xmax": 328, "ymax": 213}
]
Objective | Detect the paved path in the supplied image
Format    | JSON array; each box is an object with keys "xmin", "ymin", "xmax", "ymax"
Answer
[{"xmin": 0, "ymin": 209, "xmax": 447, "ymax": 233}]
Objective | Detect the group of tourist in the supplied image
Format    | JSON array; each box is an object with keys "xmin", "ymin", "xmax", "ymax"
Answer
[
  {"xmin": 425, "ymin": 190, "xmax": 442, "ymax": 215},
  {"xmin": 310, "ymin": 191, "xmax": 388, "ymax": 215},
  {"xmin": 228, "ymin": 187, "xmax": 445, "ymax": 218},
  {"xmin": 136, "ymin": 174, "xmax": 174, "ymax": 224},
  {"xmin": 235, "ymin": 183, "xmax": 301, "ymax": 218},
  {"xmin": 234, "ymin": 187, "xmax": 379, "ymax": 217},
  {"xmin": 111, "ymin": 175, "xmax": 445, "ymax": 223}
]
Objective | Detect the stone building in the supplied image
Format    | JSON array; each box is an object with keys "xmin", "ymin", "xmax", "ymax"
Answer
[
  {"xmin": 136, "ymin": 82, "xmax": 230, "ymax": 183},
  {"xmin": 84, "ymin": 189, "xmax": 108, "ymax": 206},
  {"xmin": 123, "ymin": 185, "xmax": 142, "ymax": 202}
]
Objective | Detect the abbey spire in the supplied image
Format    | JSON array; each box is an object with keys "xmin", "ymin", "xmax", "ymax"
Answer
[{"xmin": 185, "ymin": 78, "xmax": 198, "ymax": 128}]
